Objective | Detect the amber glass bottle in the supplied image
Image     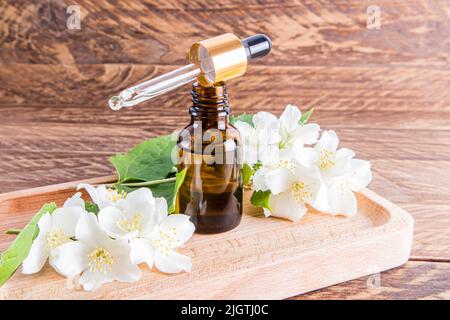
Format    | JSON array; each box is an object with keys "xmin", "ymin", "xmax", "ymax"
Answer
[{"xmin": 176, "ymin": 81, "xmax": 243, "ymax": 234}]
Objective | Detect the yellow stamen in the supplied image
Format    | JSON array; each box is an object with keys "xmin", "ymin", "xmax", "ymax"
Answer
[
  {"xmin": 291, "ymin": 181, "xmax": 314, "ymax": 204},
  {"xmin": 152, "ymin": 228, "xmax": 180, "ymax": 256},
  {"xmin": 116, "ymin": 213, "xmax": 143, "ymax": 232},
  {"xmin": 274, "ymin": 160, "xmax": 295, "ymax": 172},
  {"xmin": 318, "ymin": 149, "xmax": 336, "ymax": 170},
  {"xmin": 106, "ymin": 188, "xmax": 127, "ymax": 203},
  {"xmin": 46, "ymin": 228, "xmax": 70, "ymax": 249},
  {"xmin": 88, "ymin": 247, "xmax": 115, "ymax": 274}
]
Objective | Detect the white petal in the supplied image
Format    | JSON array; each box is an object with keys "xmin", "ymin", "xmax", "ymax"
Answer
[
  {"xmin": 265, "ymin": 168, "xmax": 294, "ymax": 195},
  {"xmin": 262, "ymin": 208, "xmax": 271, "ymax": 218},
  {"xmin": 297, "ymin": 123, "xmax": 320, "ymax": 145},
  {"xmin": 259, "ymin": 145, "xmax": 281, "ymax": 166},
  {"xmin": 280, "ymin": 104, "xmax": 302, "ymax": 133},
  {"xmin": 110, "ymin": 255, "xmax": 142, "ymax": 282},
  {"xmin": 125, "ymin": 188, "xmax": 155, "ymax": 205},
  {"xmin": 269, "ymin": 192, "xmax": 308, "ymax": 222},
  {"xmin": 330, "ymin": 148, "xmax": 355, "ymax": 175},
  {"xmin": 51, "ymin": 241, "xmax": 89, "ymax": 277},
  {"xmin": 129, "ymin": 238, "xmax": 154, "ymax": 267},
  {"xmin": 79, "ymin": 270, "xmax": 113, "ymax": 291},
  {"xmin": 315, "ymin": 130, "xmax": 339, "ymax": 153},
  {"xmin": 234, "ymin": 120, "xmax": 254, "ymax": 136},
  {"xmin": 51, "ymin": 207, "xmax": 83, "ymax": 237},
  {"xmin": 309, "ymin": 181, "xmax": 329, "ymax": 212},
  {"xmin": 139, "ymin": 198, "xmax": 168, "ymax": 237},
  {"xmin": 77, "ymin": 183, "xmax": 101, "ymax": 205},
  {"xmin": 297, "ymin": 147, "xmax": 319, "ymax": 168},
  {"xmin": 279, "ymin": 138, "xmax": 304, "ymax": 161},
  {"xmin": 327, "ymin": 183, "xmax": 358, "ymax": 217},
  {"xmin": 154, "ymin": 249, "xmax": 192, "ymax": 274},
  {"xmin": 253, "ymin": 111, "xmax": 278, "ymax": 129},
  {"xmin": 155, "ymin": 197, "xmax": 168, "ymax": 221},
  {"xmin": 37, "ymin": 213, "xmax": 52, "ymax": 237},
  {"xmin": 76, "ymin": 212, "xmax": 110, "ymax": 246},
  {"xmin": 98, "ymin": 206, "xmax": 137, "ymax": 240},
  {"xmin": 22, "ymin": 239, "xmax": 49, "ymax": 274},
  {"xmin": 252, "ymin": 168, "xmax": 269, "ymax": 191},
  {"xmin": 293, "ymin": 162, "xmax": 321, "ymax": 183},
  {"xmin": 292, "ymin": 164, "xmax": 328, "ymax": 212},
  {"xmin": 348, "ymin": 159, "xmax": 372, "ymax": 191},
  {"xmin": 63, "ymin": 192, "xmax": 85, "ymax": 209},
  {"xmin": 159, "ymin": 214, "xmax": 195, "ymax": 247},
  {"xmin": 235, "ymin": 121, "xmax": 259, "ymax": 165}
]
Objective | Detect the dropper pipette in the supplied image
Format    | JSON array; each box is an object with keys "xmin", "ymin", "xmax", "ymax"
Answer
[{"xmin": 109, "ymin": 34, "xmax": 271, "ymax": 110}]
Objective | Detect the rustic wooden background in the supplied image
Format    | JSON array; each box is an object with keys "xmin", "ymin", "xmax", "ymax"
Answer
[{"xmin": 1, "ymin": 0, "xmax": 449, "ymax": 299}]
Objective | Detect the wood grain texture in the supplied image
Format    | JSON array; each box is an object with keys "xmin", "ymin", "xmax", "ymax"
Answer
[
  {"xmin": 0, "ymin": 182, "xmax": 414, "ymax": 299},
  {"xmin": 1, "ymin": 0, "xmax": 449, "ymax": 299},
  {"xmin": 1, "ymin": 64, "xmax": 450, "ymax": 110},
  {"xmin": 1, "ymin": 0, "xmax": 450, "ymax": 67},
  {"xmin": 294, "ymin": 261, "xmax": 450, "ymax": 300}
]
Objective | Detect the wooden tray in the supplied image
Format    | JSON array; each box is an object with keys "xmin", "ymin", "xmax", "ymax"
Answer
[{"xmin": 0, "ymin": 176, "xmax": 413, "ymax": 300}]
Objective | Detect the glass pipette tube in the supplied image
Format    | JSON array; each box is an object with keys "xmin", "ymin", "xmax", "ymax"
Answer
[
  {"xmin": 108, "ymin": 34, "xmax": 271, "ymax": 111},
  {"xmin": 109, "ymin": 64, "xmax": 200, "ymax": 110}
]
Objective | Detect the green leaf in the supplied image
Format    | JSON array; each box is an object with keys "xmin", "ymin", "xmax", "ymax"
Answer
[
  {"xmin": 253, "ymin": 161, "xmax": 262, "ymax": 171},
  {"xmin": 0, "ymin": 202, "xmax": 57, "ymax": 287},
  {"xmin": 110, "ymin": 135, "xmax": 176, "ymax": 183},
  {"xmin": 114, "ymin": 168, "xmax": 187, "ymax": 214},
  {"xmin": 114, "ymin": 184, "xmax": 135, "ymax": 194},
  {"xmin": 85, "ymin": 201, "xmax": 99, "ymax": 215},
  {"xmin": 230, "ymin": 114, "xmax": 254, "ymax": 127},
  {"xmin": 250, "ymin": 190, "xmax": 272, "ymax": 211},
  {"xmin": 242, "ymin": 163, "xmax": 254, "ymax": 186},
  {"xmin": 299, "ymin": 107, "xmax": 314, "ymax": 125},
  {"xmin": 149, "ymin": 183, "xmax": 174, "ymax": 205},
  {"xmin": 168, "ymin": 168, "xmax": 187, "ymax": 213}
]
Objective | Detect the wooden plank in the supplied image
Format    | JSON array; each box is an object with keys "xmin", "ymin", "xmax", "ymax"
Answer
[
  {"xmin": 405, "ymin": 204, "xmax": 450, "ymax": 261},
  {"xmin": 1, "ymin": 64, "xmax": 450, "ymax": 111},
  {"xmin": 0, "ymin": 179, "xmax": 414, "ymax": 299},
  {"xmin": 1, "ymin": 0, "xmax": 449, "ymax": 67},
  {"xmin": 295, "ymin": 260, "xmax": 450, "ymax": 300},
  {"xmin": 1, "ymin": 0, "xmax": 448, "ymax": 300},
  {"xmin": 2, "ymin": 106, "xmax": 450, "ymax": 130},
  {"xmin": 2, "ymin": 117, "xmax": 450, "ymax": 162},
  {"xmin": 0, "ymin": 109, "xmax": 449, "ymax": 260}
]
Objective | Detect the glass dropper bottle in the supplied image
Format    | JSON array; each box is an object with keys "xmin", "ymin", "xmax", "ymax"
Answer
[
  {"xmin": 108, "ymin": 34, "xmax": 271, "ymax": 110},
  {"xmin": 108, "ymin": 33, "xmax": 272, "ymax": 234}
]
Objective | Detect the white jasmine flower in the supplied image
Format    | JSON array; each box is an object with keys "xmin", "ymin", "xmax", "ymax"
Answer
[
  {"xmin": 262, "ymin": 163, "xmax": 327, "ymax": 221},
  {"xmin": 97, "ymin": 188, "xmax": 166, "ymax": 240},
  {"xmin": 325, "ymin": 159, "xmax": 372, "ymax": 217},
  {"xmin": 252, "ymin": 159, "xmax": 296, "ymax": 192},
  {"xmin": 278, "ymin": 104, "xmax": 320, "ymax": 151},
  {"xmin": 22, "ymin": 193, "xmax": 85, "ymax": 274},
  {"xmin": 235, "ymin": 105, "xmax": 319, "ymax": 168},
  {"xmin": 298, "ymin": 130, "xmax": 355, "ymax": 182},
  {"xmin": 51, "ymin": 212, "xmax": 141, "ymax": 291},
  {"xmin": 130, "ymin": 214, "xmax": 195, "ymax": 274},
  {"xmin": 78, "ymin": 183, "xmax": 127, "ymax": 209},
  {"xmin": 234, "ymin": 111, "xmax": 280, "ymax": 166},
  {"xmin": 96, "ymin": 188, "xmax": 195, "ymax": 274}
]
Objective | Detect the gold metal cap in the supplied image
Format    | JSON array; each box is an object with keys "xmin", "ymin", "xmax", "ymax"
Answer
[{"xmin": 189, "ymin": 33, "xmax": 248, "ymax": 86}]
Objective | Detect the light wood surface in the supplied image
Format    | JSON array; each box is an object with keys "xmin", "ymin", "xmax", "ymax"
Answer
[
  {"xmin": 0, "ymin": 177, "xmax": 413, "ymax": 299},
  {"xmin": 1, "ymin": 0, "xmax": 449, "ymax": 299}
]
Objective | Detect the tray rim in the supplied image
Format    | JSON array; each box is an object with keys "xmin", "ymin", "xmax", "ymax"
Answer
[{"xmin": 0, "ymin": 176, "xmax": 414, "ymax": 300}]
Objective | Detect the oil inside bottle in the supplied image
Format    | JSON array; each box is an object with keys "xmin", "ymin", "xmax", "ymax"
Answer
[{"xmin": 176, "ymin": 82, "xmax": 243, "ymax": 234}]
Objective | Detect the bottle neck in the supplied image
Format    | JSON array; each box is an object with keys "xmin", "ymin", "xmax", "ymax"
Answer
[{"xmin": 189, "ymin": 82, "xmax": 230, "ymax": 128}]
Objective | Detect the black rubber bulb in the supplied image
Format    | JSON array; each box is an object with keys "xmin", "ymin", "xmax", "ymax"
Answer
[{"xmin": 241, "ymin": 34, "xmax": 272, "ymax": 60}]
